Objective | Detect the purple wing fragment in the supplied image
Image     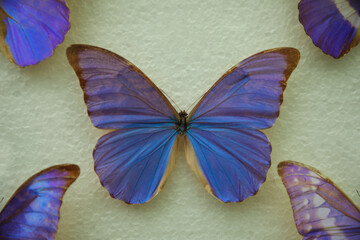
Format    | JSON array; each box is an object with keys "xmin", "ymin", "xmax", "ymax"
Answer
[
  {"xmin": 299, "ymin": 0, "xmax": 360, "ymax": 58},
  {"xmin": 0, "ymin": 164, "xmax": 80, "ymax": 240},
  {"xmin": 278, "ymin": 161, "xmax": 360, "ymax": 239},
  {"xmin": 0, "ymin": 0, "xmax": 70, "ymax": 67}
]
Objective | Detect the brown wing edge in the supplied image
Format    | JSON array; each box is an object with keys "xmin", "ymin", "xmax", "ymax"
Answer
[
  {"xmin": 0, "ymin": 164, "xmax": 80, "ymax": 215},
  {"xmin": 278, "ymin": 160, "xmax": 360, "ymax": 221},
  {"xmin": 66, "ymin": 44, "xmax": 180, "ymax": 120},
  {"xmin": 339, "ymin": 29, "xmax": 360, "ymax": 58},
  {"xmin": 188, "ymin": 47, "xmax": 301, "ymax": 119}
]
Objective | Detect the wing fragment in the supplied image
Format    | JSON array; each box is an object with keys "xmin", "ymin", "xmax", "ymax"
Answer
[
  {"xmin": 278, "ymin": 161, "xmax": 360, "ymax": 239},
  {"xmin": 299, "ymin": 0, "xmax": 360, "ymax": 58},
  {"xmin": 0, "ymin": 0, "xmax": 70, "ymax": 66},
  {"xmin": 0, "ymin": 164, "xmax": 80, "ymax": 240}
]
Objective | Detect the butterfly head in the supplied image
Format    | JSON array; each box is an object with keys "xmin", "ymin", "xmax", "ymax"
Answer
[{"xmin": 175, "ymin": 111, "xmax": 188, "ymax": 135}]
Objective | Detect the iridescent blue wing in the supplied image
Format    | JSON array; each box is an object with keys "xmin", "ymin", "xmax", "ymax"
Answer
[
  {"xmin": 185, "ymin": 48, "xmax": 300, "ymax": 202},
  {"xmin": 67, "ymin": 45, "xmax": 180, "ymax": 204},
  {"xmin": 299, "ymin": 0, "xmax": 360, "ymax": 58},
  {"xmin": 278, "ymin": 161, "xmax": 360, "ymax": 239},
  {"xmin": 0, "ymin": 164, "xmax": 80, "ymax": 240},
  {"xmin": 0, "ymin": 0, "xmax": 70, "ymax": 67},
  {"xmin": 94, "ymin": 128, "xmax": 179, "ymax": 204}
]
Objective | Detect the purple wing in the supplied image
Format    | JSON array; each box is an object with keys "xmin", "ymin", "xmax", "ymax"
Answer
[
  {"xmin": 299, "ymin": 0, "xmax": 360, "ymax": 58},
  {"xmin": 67, "ymin": 45, "xmax": 180, "ymax": 204},
  {"xmin": 0, "ymin": 0, "xmax": 70, "ymax": 67},
  {"xmin": 278, "ymin": 161, "xmax": 360, "ymax": 239},
  {"xmin": 185, "ymin": 48, "xmax": 300, "ymax": 202},
  {"xmin": 0, "ymin": 164, "xmax": 80, "ymax": 240}
]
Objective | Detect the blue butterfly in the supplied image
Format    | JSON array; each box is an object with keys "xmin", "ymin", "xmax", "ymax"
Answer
[{"xmin": 67, "ymin": 45, "xmax": 300, "ymax": 204}]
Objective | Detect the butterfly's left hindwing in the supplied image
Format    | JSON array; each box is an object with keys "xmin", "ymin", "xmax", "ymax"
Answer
[
  {"xmin": 94, "ymin": 128, "xmax": 179, "ymax": 204},
  {"xmin": 0, "ymin": 164, "xmax": 80, "ymax": 240},
  {"xmin": 278, "ymin": 161, "xmax": 360, "ymax": 239},
  {"xmin": 186, "ymin": 48, "xmax": 300, "ymax": 202}
]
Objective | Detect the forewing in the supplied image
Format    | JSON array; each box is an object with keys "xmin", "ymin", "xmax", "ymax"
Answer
[
  {"xmin": 0, "ymin": 0, "xmax": 70, "ymax": 67},
  {"xmin": 94, "ymin": 128, "xmax": 179, "ymax": 204},
  {"xmin": 188, "ymin": 48, "xmax": 300, "ymax": 129},
  {"xmin": 299, "ymin": 0, "xmax": 360, "ymax": 58},
  {"xmin": 184, "ymin": 127, "xmax": 271, "ymax": 202},
  {"xmin": 0, "ymin": 164, "xmax": 80, "ymax": 240},
  {"xmin": 278, "ymin": 161, "xmax": 360, "ymax": 239},
  {"xmin": 67, "ymin": 44, "xmax": 179, "ymax": 129}
]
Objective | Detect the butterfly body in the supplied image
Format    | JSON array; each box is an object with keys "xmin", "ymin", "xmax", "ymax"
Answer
[
  {"xmin": 175, "ymin": 111, "xmax": 188, "ymax": 135},
  {"xmin": 67, "ymin": 45, "xmax": 300, "ymax": 204}
]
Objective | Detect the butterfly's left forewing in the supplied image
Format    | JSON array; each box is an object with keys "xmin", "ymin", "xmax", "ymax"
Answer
[
  {"xmin": 185, "ymin": 48, "xmax": 300, "ymax": 202},
  {"xmin": 0, "ymin": 164, "xmax": 80, "ymax": 240},
  {"xmin": 278, "ymin": 161, "xmax": 360, "ymax": 239}
]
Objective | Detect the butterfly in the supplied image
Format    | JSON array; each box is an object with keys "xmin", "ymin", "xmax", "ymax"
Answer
[
  {"xmin": 298, "ymin": 0, "xmax": 360, "ymax": 58},
  {"xmin": 278, "ymin": 160, "xmax": 360, "ymax": 239},
  {"xmin": 0, "ymin": 0, "xmax": 70, "ymax": 67},
  {"xmin": 66, "ymin": 44, "xmax": 300, "ymax": 204},
  {"xmin": 0, "ymin": 164, "xmax": 80, "ymax": 239}
]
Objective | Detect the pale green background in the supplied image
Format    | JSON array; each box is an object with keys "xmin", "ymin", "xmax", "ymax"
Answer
[{"xmin": 0, "ymin": 1, "xmax": 360, "ymax": 239}]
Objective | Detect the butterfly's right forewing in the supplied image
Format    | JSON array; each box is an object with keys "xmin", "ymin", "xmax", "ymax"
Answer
[{"xmin": 278, "ymin": 161, "xmax": 360, "ymax": 239}]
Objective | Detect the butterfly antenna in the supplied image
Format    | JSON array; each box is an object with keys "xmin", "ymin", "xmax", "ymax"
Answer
[
  {"xmin": 357, "ymin": 190, "xmax": 360, "ymax": 198},
  {"xmin": 186, "ymin": 93, "xmax": 205, "ymax": 113},
  {"xmin": 159, "ymin": 88, "xmax": 181, "ymax": 112}
]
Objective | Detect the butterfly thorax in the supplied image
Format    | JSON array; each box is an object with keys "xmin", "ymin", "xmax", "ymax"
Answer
[{"xmin": 175, "ymin": 111, "xmax": 188, "ymax": 135}]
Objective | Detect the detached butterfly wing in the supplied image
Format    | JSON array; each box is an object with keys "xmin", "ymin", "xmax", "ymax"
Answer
[
  {"xmin": 278, "ymin": 161, "xmax": 360, "ymax": 239},
  {"xmin": 0, "ymin": 0, "xmax": 70, "ymax": 67},
  {"xmin": 0, "ymin": 164, "xmax": 80, "ymax": 240},
  {"xmin": 299, "ymin": 0, "xmax": 360, "ymax": 58},
  {"xmin": 67, "ymin": 45, "xmax": 180, "ymax": 204},
  {"xmin": 185, "ymin": 48, "xmax": 300, "ymax": 202}
]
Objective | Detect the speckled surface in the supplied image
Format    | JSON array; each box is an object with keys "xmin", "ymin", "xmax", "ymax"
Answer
[{"xmin": 0, "ymin": 1, "xmax": 360, "ymax": 239}]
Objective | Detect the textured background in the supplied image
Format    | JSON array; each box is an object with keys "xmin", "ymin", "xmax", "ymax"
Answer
[{"xmin": 1, "ymin": 1, "xmax": 360, "ymax": 239}]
